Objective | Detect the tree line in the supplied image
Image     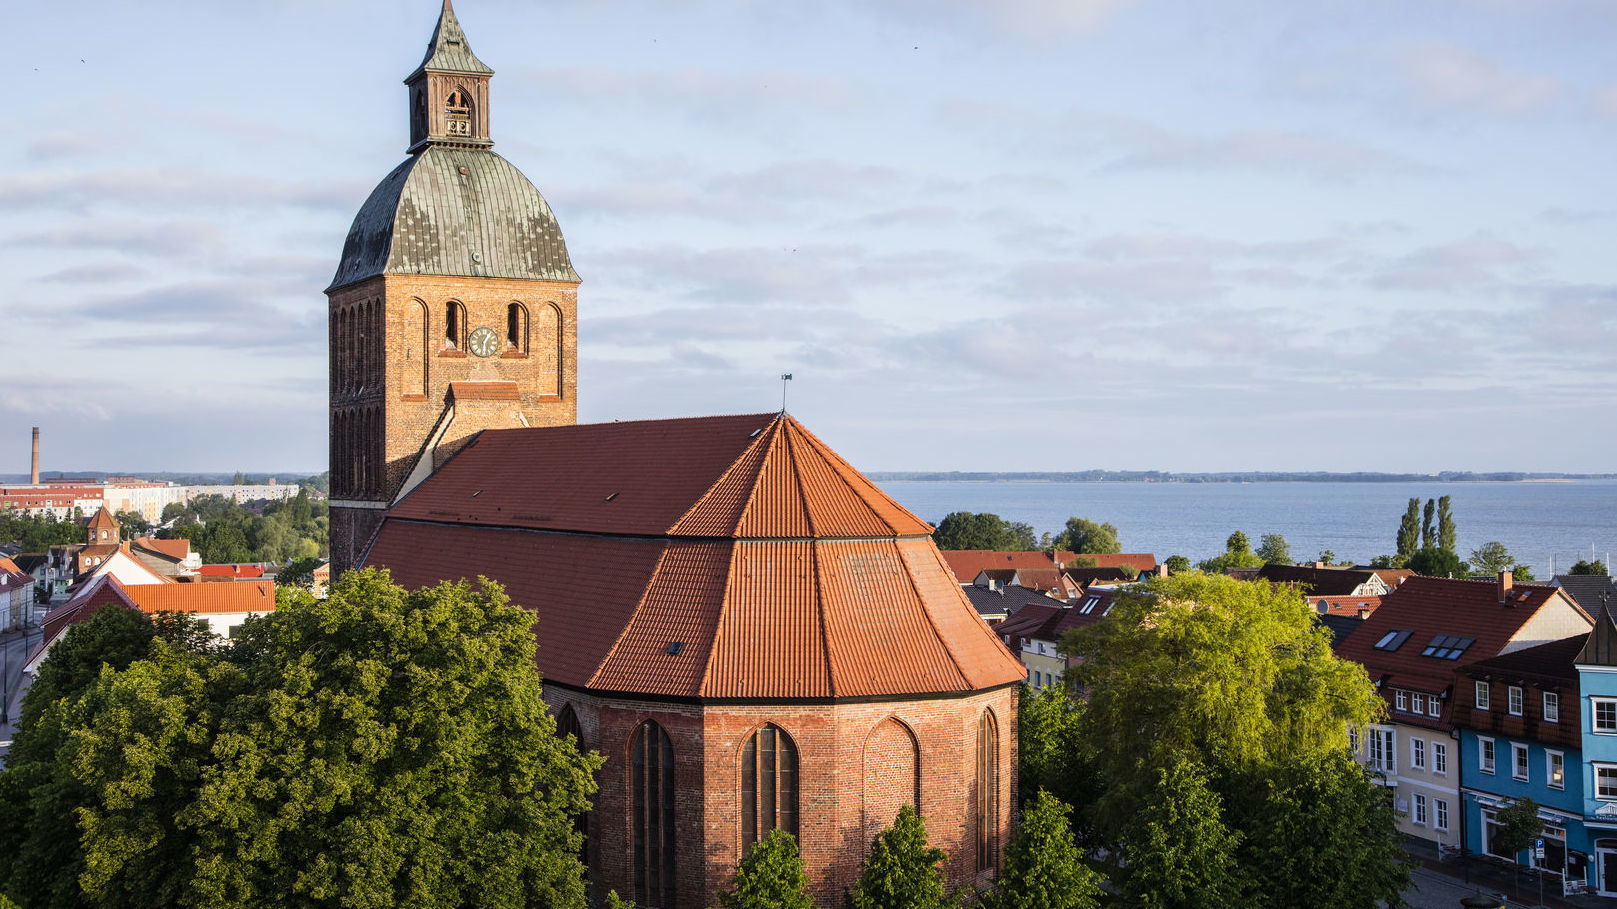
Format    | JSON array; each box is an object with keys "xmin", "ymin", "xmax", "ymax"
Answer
[{"xmin": 155, "ymin": 490, "xmax": 329, "ymax": 564}]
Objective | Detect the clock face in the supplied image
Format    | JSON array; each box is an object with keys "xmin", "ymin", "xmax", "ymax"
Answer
[{"xmin": 468, "ymin": 326, "xmax": 500, "ymax": 358}]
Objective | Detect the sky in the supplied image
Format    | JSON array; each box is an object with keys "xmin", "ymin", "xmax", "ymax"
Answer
[{"xmin": 5, "ymin": 0, "xmax": 1617, "ymax": 475}]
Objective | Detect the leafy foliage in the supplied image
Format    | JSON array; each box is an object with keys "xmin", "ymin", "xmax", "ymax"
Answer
[
  {"xmin": 716, "ymin": 829, "xmax": 814, "ymax": 909},
  {"xmin": 846, "ymin": 805, "xmax": 955, "ymax": 909},
  {"xmin": 931, "ymin": 512, "xmax": 1036, "ymax": 552},
  {"xmin": 1194, "ymin": 531, "xmax": 1265, "ymax": 574},
  {"xmin": 0, "ymin": 570, "xmax": 598, "ymax": 909},
  {"xmin": 979, "ymin": 791, "xmax": 1100, "ymax": 909},
  {"xmin": 1571, "ymin": 559, "xmax": 1609, "ymax": 576},
  {"xmin": 1492, "ymin": 798, "xmax": 1541, "ymax": 861},
  {"xmin": 1396, "ymin": 498, "xmax": 1421, "ymax": 558},
  {"xmin": 1407, "ymin": 546, "xmax": 1465, "ymax": 578},
  {"xmin": 275, "ymin": 556, "xmax": 324, "ymax": 591},
  {"xmin": 1163, "ymin": 555, "xmax": 1191, "ymax": 575},
  {"xmin": 158, "ymin": 490, "xmax": 328, "ymax": 563},
  {"xmin": 0, "ymin": 508, "xmax": 86, "ymax": 552},
  {"xmin": 1052, "ymin": 517, "xmax": 1121, "ymax": 556},
  {"xmin": 1255, "ymin": 533, "xmax": 1292, "ymax": 566},
  {"xmin": 1121, "ymin": 761, "xmax": 1241, "ymax": 909},
  {"xmin": 1469, "ymin": 542, "xmax": 1534, "ymax": 580},
  {"xmin": 1436, "ymin": 496, "xmax": 1457, "ymax": 552}
]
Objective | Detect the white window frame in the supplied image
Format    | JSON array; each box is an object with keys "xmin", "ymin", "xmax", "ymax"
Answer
[
  {"xmin": 1368, "ymin": 726, "xmax": 1396, "ymax": 774},
  {"xmin": 1427, "ymin": 694, "xmax": 1442, "ymax": 716},
  {"xmin": 1597, "ymin": 764, "xmax": 1617, "ymax": 801},
  {"xmin": 1348, "ymin": 727, "xmax": 1358, "ymax": 753},
  {"xmin": 1395, "ymin": 690, "xmax": 1408, "ymax": 712},
  {"xmin": 1413, "ymin": 792, "xmax": 1428, "ymax": 826},
  {"xmin": 1434, "ymin": 797, "xmax": 1450, "ymax": 831},
  {"xmin": 1548, "ymin": 749, "xmax": 1565, "ymax": 790},
  {"xmin": 1512, "ymin": 742, "xmax": 1530, "ymax": 782},
  {"xmin": 1433, "ymin": 740, "xmax": 1448, "ymax": 776},
  {"xmin": 1508, "ymin": 686, "xmax": 1524, "ymax": 717},
  {"xmin": 1543, "ymin": 691, "xmax": 1560, "ymax": 723},
  {"xmin": 1596, "ymin": 698, "xmax": 1617, "ymax": 734},
  {"xmin": 1480, "ymin": 736, "xmax": 1495, "ymax": 774},
  {"xmin": 1411, "ymin": 737, "xmax": 1426, "ymax": 771},
  {"xmin": 1476, "ymin": 681, "xmax": 1491, "ymax": 711}
]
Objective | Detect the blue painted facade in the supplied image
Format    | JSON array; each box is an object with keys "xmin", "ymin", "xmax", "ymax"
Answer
[
  {"xmin": 1577, "ymin": 659, "xmax": 1617, "ymax": 897},
  {"xmin": 1458, "ymin": 730, "xmax": 1589, "ymax": 888}
]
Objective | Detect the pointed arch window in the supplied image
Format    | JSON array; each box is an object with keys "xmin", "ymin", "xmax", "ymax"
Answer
[
  {"xmin": 507, "ymin": 302, "xmax": 528, "ymax": 353},
  {"xmin": 631, "ymin": 720, "xmax": 676, "ymax": 908},
  {"xmin": 445, "ymin": 301, "xmax": 466, "ymax": 349},
  {"xmin": 444, "ymin": 87, "xmax": 474, "ymax": 137},
  {"xmin": 975, "ymin": 710, "xmax": 1000, "ymax": 872},
  {"xmin": 741, "ymin": 724, "xmax": 799, "ymax": 848},
  {"xmin": 556, "ymin": 705, "xmax": 589, "ymax": 861}
]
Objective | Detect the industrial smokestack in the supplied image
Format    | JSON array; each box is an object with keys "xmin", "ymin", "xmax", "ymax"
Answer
[{"xmin": 30, "ymin": 427, "xmax": 39, "ymax": 485}]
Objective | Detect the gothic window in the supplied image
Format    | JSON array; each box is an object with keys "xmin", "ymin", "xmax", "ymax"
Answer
[
  {"xmin": 411, "ymin": 87, "xmax": 427, "ymax": 140},
  {"xmin": 631, "ymin": 719, "xmax": 676, "ymax": 909},
  {"xmin": 741, "ymin": 724, "xmax": 799, "ymax": 848},
  {"xmin": 535, "ymin": 303, "xmax": 562, "ymax": 395},
  {"xmin": 444, "ymin": 87, "xmax": 473, "ymax": 137},
  {"xmin": 556, "ymin": 705, "xmax": 589, "ymax": 860},
  {"xmin": 507, "ymin": 302, "xmax": 528, "ymax": 352},
  {"xmin": 975, "ymin": 710, "xmax": 999, "ymax": 872},
  {"xmin": 445, "ymin": 301, "xmax": 466, "ymax": 349}
]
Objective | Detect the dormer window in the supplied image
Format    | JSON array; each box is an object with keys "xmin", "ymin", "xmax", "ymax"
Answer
[{"xmin": 444, "ymin": 88, "xmax": 473, "ymax": 137}]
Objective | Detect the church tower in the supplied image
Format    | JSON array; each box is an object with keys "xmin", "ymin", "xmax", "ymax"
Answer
[{"xmin": 327, "ymin": 1, "xmax": 581, "ymax": 574}]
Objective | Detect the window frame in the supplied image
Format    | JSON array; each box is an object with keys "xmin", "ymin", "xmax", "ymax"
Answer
[
  {"xmin": 1476, "ymin": 681, "xmax": 1491, "ymax": 711},
  {"xmin": 1434, "ymin": 797, "xmax": 1450, "ymax": 832},
  {"xmin": 1548, "ymin": 749, "xmax": 1565, "ymax": 790},
  {"xmin": 741, "ymin": 723, "xmax": 800, "ymax": 849},
  {"xmin": 1479, "ymin": 736, "xmax": 1496, "ymax": 774},
  {"xmin": 1413, "ymin": 792, "xmax": 1428, "ymax": 826},
  {"xmin": 1395, "ymin": 690, "xmax": 1408, "ymax": 712},
  {"xmin": 1433, "ymin": 740, "xmax": 1448, "ymax": 776},
  {"xmin": 1411, "ymin": 737, "xmax": 1426, "ymax": 772},
  {"xmin": 1508, "ymin": 686, "xmax": 1524, "ymax": 717},
  {"xmin": 1367, "ymin": 726, "xmax": 1396, "ymax": 774},
  {"xmin": 1543, "ymin": 691, "xmax": 1560, "ymax": 724},
  {"xmin": 1512, "ymin": 742, "xmax": 1530, "ymax": 782},
  {"xmin": 1427, "ymin": 694, "xmax": 1442, "ymax": 716},
  {"xmin": 1597, "ymin": 764, "xmax": 1617, "ymax": 801},
  {"xmin": 1594, "ymin": 698, "xmax": 1617, "ymax": 734}
]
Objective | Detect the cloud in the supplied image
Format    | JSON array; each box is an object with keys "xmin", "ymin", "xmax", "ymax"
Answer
[
  {"xmin": 25, "ymin": 130, "xmax": 105, "ymax": 162},
  {"xmin": 1369, "ymin": 234, "xmax": 1539, "ymax": 291},
  {"xmin": 13, "ymin": 220, "xmax": 223, "ymax": 257},
  {"xmin": 873, "ymin": 0, "xmax": 1135, "ymax": 41},
  {"xmin": 521, "ymin": 66, "xmax": 858, "ymax": 124},
  {"xmin": 1596, "ymin": 84, "xmax": 1617, "ymax": 118},
  {"xmin": 34, "ymin": 262, "xmax": 147, "ymax": 284},
  {"xmin": 0, "ymin": 169, "xmax": 364, "ymax": 214},
  {"xmin": 1100, "ymin": 122, "xmax": 1422, "ymax": 181},
  {"xmin": 1398, "ymin": 42, "xmax": 1562, "ymax": 114}
]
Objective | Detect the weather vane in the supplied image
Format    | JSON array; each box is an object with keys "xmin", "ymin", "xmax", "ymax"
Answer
[{"xmin": 780, "ymin": 374, "xmax": 793, "ymax": 413}]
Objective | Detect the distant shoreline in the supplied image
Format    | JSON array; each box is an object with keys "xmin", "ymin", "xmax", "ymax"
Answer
[{"xmin": 869, "ymin": 471, "xmax": 1617, "ymax": 484}]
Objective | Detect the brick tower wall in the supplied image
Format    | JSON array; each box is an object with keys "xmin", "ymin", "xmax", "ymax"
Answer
[{"xmin": 545, "ymin": 685, "xmax": 1018, "ymax": 909}]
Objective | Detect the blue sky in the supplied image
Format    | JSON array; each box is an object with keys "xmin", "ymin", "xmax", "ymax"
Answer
[{"xmin": 5, "ymin": 0, "xmax": 1616, "ymax": 474}]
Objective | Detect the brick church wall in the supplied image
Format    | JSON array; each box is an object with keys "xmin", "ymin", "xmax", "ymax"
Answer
[{"xmin": 544, "ymin": 685, "xmax": 1017, "ymax": 909}]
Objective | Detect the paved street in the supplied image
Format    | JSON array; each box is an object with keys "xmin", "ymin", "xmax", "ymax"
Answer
[
  {"xmin": 1404, "ymin": 865, "xmax": 1510, "ymax": 909},
  {"xmin": 0, "ymin": 619, "xmax": 46, "ymax": 763}
]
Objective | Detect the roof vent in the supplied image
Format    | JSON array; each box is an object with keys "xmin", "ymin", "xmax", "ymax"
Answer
[
  {"xmin": 604, "ymin": 492, "xmax": 619, "ymax": 502},
  {"xmin": 749, "ymin": 427, "xmax": 763, "ymax": 439},
  {"xmin": 471, "ymin": 490, "xmax": 482, "ymax": 498},
  {"xmin": 667, "ymin": 641, "xmax": 684, "ymax": 656}
]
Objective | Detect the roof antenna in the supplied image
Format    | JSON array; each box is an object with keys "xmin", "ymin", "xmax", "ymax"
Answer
[{"xmin": 780, "ymin": 373, "xmax": 793, "ymax": 413}]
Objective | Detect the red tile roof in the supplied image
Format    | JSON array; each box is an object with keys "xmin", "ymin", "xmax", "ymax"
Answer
[
  {"xmin": 1334, "ymin": 576, "xmax": 1590, "ymax": 726},
  {"xmin": 132, "ymin": 536, "xmax": 191, "ymax": 561},
  {"xmin": 368, "ymin": 414, "xmax": 1024, "ymax": 700},
  {"xmin": 1307, "ymin": 594, "xmax": 1383, "ymax": 617},
  {"xmin": 941, "ymin": 550, "xmax": 1060, "ymax": 582},
  {"xmin": 125, "ymin": 580, "xmax": 275, "ymax": 614},
  {"xmin": 1064, "ymin": 553, "xmax": 1158, "ymax": 573},
  {"xmin": 197, "ymin": 564, "xmax": 266, "ymax": 579}
]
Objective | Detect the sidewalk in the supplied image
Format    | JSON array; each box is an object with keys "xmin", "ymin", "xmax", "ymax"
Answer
[{"xmin": 1403, "ymin": 836, "xmax": 1611, "ymax": 909}]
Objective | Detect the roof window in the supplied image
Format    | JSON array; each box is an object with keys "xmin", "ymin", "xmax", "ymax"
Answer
[
  {"xmin": 1419, "ymin": 634, "xmax": 1475, "ymax": 660},
  {"xmin": 1374, "ymin": 629, "xmax": 1413, "ymax": 651}
]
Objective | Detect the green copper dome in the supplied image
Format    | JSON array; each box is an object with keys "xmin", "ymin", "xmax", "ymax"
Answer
[{"xmin": 328, "ymin": 145, "xmax": 579, "ymax": 292}]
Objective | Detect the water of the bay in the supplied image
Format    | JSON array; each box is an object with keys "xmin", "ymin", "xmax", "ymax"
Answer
[{"xmin": 879, "ymin": 479, "xmax": 1617, "ymax": 572}]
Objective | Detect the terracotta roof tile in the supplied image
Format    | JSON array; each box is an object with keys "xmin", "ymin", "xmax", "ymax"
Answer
[
  {"xmin": 132, "ymin": 536, "xmax": 190, "ymax": 561},
  {"xmin": 124, "ymin": 580, "xmax": 275, "ymax": 614},
  {"xmin": 702, "ymin": 541, "xmax": 831, "ymax": 699},
  {"xmin": 591, "ymin": 542, "xmax": 734, "ymax": 697}
]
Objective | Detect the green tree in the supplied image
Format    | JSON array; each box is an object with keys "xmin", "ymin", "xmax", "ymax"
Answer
[
  {"xmin": 1469, "ymin": 542, "xmax": 1533, "ymax": 580},
  {"xmin": 846, "ymin": 805, "xmax": 954, "ymax": 909},
  {"xmin": 1163, "ymin": 555, "xmax": 1191, "ymax": 575},
  {"xmin": 1571, "ymin": 560, "xmax": 1609, "ymax": 576},
  {"xmin": 160, "ymin": 502, "xmax": 187, "ymax": 523},
  {"xmin": 1421, "ymin": 499, "xmax": 1436, "ymax": 550},
  {"xmin": 1407, "ymin": 546, "xmax": 1465, "ymax": 578},
  {"xmin": 113, "ymin": 511, "xmax": 150, "ymax": 539},
  {"xmin": 980, "ymin": 791, "xmax": 1101, "ymax": 909},
  {"xmin": 1256, "ymin": 533, "xmax": 1292, "ymax": 566},
  {"xmin": 1195, "ymin": 531, "xmax": 1265, "ymax": 575},
  {"xmin": 1228, "ymin": 751, "xmax": 1409, "ymax": 909},
  {"xmin": 276, "ymin": 556, "xmax": 324, "ymax": 590},
  {"xmin": 1063, "ymin": 574, "xmax": 1380, "ymax": 832},
  {"xmin": 1016, "ymin": 686, "xmax": 1094, "ymax": 813},
  {"xmin": 1053, "ymin": 517, "xmax": 1121, "ymax": 555},
  {"xmin": 1317, "ymin": 550, "xmax": 1338, "ymax": 566},
  {"xmin": 1492, "ymin": 798, "xmax": 1541, "ymax": 899},
  {"xmin": 17, "ymin": 570, "xmax": 599, "ymax": 909},
  {"xmin": 716, "ymin": 829, "xmax": 813, "ymax": 909},
  {"xmin": 932, "ymin": 512, "xmax": 1030, "ymax": 552},
  {"xmin": 1436, "ymin": 496, "xmax": 1456, "ymax": 552},
  {"xmin": 1121, "ymin": 761, "xmax": 1241, "ymax": 909},
  {"xmin": 1396, "ymin": 498, "xmax": 1421, "ymax": 558}
]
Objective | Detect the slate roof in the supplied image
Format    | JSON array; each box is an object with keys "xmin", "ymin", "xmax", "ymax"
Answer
[
  {"xmin": 407, "ymin": 1, "xmax": 493, "ymax": 80},
  {"xmin": 1255, "ymin": 564, "xmax": 1380, "ymax": 596},
  {"xmin": 1577, "ymin": 604, "xmax": 1617, "ymax": 667},
  {"xmin": 329, "ymin": 145, "xmax": 578, "ymax": 291},
  {"xmin": 961, "ymin": 583, "xmax": 1068, "ymax": 619},
  {"xmin": 367, "ymin": 413, "xmax": 1025, "ymax": 700},
  {"xmin": 1335, "ymin": 576, "xmax": 1590, "ymax": 727},
  {"xmin": 1553, "ymin": 574, "xmax": 1617, "ymax": 614},
  {"xmin": 1318, "ymin": 613, "xmax": 1364, "ymax": 646}
]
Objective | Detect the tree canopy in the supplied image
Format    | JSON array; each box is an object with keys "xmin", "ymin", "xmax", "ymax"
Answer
[
  {"xmin": 931, "ymin": 512, "xmax": 1037, "ymax": 552},
  {"xmin": 1255, "ymin": 533, "xmax": 1292, "ymax": 566},
  {"xmin": 715, "ymin": 829, "xmax": 813, "ymax": 909},
  {"xmin": 979, "ymin": 791, "xmax": 1100, "ymax": 909},
  {"xmin": 846, "ymin": 805, "xmax": 954, "ymax": 909},
  {"xmin": 158, "ymin": 490, "xmax": 328, "ymax": 564},
  {"xmin": 1395, "ymin": 498, "xmax": 1421, "ymax": 559},
  {"xmin": 1571, "ymin": 559, "xmax": 1609, "ymax": 576},
  {"xmin": 0, "ymin": 570, "xmax": 599, "ymax": 909},
  {"xmin": 1052, "ymin": 517, "xmax": 1121, "ymax": 555},
  {"xmin": 1469, "ymin": 542, "xmax": 1534, "ymax": 580},
  {"xmin": 1194, "ymin": 531, "xmax": 1266, "ymax": 575}
]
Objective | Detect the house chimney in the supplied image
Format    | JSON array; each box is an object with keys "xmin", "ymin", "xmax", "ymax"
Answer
[
  {"xmin": 1497, "ymin": 570, "xmax": 1513, "ymax": 604},
  {"xmin": 30, "ymin": 427, "xmax": 39, "ymax": 485},
  {"xmin": 1314, "ymin": 561, "xmax": 1326, "ymax": 569},
  {"xmin": 1358, "ymin": 608, "xmax": 1371, "ymax": 620}
]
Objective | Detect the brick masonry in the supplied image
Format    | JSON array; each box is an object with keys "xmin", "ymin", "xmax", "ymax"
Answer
[
  {"xmin": 328, "ymin": 273, "xmax": 579, "ymax": 572},
  {"xmin": 546, "ymin": 685, "xmax": 1018, "ymax": 909}
]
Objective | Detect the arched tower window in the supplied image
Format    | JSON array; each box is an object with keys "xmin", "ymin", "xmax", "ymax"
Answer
[
  {"xmin": 445, "ymin": 301, "xmax": 466, "ymax": 349},
  {"xmin": 444, "ymin": 87, "xmax": 474, "ymax": 138},
  {"xmin": 741, "ymin": 724, "xmax": 799, "ymax": 848},
  {"xmin": 631, "ymin": 719, "xmax": 676, "ymax": 909},
  {"xmin": 975, "ymin": 709, "xmax": 1000, "ymax": 872},
  {"xmin": 507, "ymin": 302, "xmax": 528, "ymax": 353}
]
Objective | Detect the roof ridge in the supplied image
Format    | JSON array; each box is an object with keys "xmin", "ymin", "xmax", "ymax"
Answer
[
  {"xmin": 783, "ymin": 419, "xmax": 819, "ymax": 538},
  {"xmin": 667, "ymin": 414, "xmax": 777, "ymax": 535},
  {"xmin": 587, "ymin": 543, "xmax": 673, "ymax": 689},
  {"xmin": 780, "ymin": 415, "xmax": 931, "ymax": 535}
]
